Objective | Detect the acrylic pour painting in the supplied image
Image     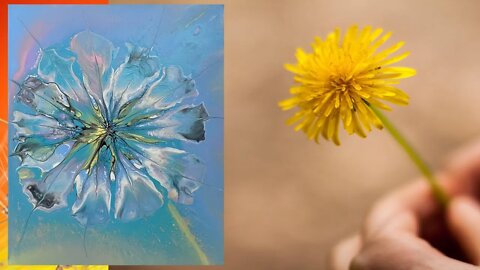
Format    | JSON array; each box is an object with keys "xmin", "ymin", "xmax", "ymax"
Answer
[{"xmin": 7, "ymin": 5, "xmax": 224, "ymax": 265}]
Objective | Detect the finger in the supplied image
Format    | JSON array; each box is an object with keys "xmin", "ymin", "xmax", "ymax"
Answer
[
  {"xmin": 444, "ymin": 139, "xmax": 480, "ymax": 197},
  {"xmin": 363, "ymin": 180, "xmax": 438, "ymax": 237},
  {"xmin": 447, "ymin": 197, "xmax": 480, "ymax": 265},
  {"xmin": 350, "ymin": 233, "xmax": 478, "ymax": 270},
  {"xmin": 446, "ymin": 138, "xmax": 480, "ymax": 174},
  {"xmin": 329, "ymin": 234, "xmax": 362, "ymax": 270}
]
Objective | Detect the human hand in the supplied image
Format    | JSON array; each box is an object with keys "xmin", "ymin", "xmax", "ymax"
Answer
[{"xmin": 329, "ymin": 141, "xmax": 480, "ymax": 270}]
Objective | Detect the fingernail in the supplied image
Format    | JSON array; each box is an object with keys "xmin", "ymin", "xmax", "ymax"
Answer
[{"xmin": 452, "ymin": 197, "xmax": 480, "ymax": 214}]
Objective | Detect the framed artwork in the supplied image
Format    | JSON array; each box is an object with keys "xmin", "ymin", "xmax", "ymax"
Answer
[{"xmin": 8, "ymin": 4, "xmax": 224, "ymax": 265}]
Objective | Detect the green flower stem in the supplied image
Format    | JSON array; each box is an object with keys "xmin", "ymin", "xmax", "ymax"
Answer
[
  {"xmin": 369, "ymin": 105, "xmax": 449, "ymax": 207},
  {"xmin": 167, "ymin": 202, "xmax": 210, "ymax": 265}
]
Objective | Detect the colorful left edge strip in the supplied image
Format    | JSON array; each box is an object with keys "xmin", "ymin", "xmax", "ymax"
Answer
[{"xmin": 3, "ymin": 1, "xmax": 109, "ymax": 269}]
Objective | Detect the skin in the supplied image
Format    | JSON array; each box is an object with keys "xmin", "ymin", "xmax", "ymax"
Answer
[{"xmin": 329, "ymin": 140, "xmax": 480, "ymax": 270}]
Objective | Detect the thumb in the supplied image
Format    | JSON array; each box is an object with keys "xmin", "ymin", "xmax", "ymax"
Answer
[{"xmin": 447, "ymin": 197, "xmax": 480, "ymax": 265}]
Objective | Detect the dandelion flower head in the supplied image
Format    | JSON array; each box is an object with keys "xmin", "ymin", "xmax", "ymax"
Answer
[{"xmin": 280, "ymin": 25, "xmax": 416, "ymax": 145}]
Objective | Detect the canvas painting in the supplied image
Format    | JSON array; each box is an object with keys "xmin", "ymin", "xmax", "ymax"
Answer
[{"xmin": 8, "ymin": 4, "xmax": 224, "ymax": 265}]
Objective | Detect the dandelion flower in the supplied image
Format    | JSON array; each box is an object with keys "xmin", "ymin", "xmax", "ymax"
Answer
[
  {"xmin": 11, "ymin": 31, "xmax": 208, "ymax": 225},
  {"xmin": 280, "ymin": 25, "xmax": 416, "ymax": 145}
]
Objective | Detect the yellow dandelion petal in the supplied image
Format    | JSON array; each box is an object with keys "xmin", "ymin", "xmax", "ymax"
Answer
[
  {"xmin": 280, "ymin": 25, "xmax": 415, "ymax": 144},
  {"xmin": 369, "ymin": 28, "xmax": 384, "ymax": 42},
  {"xmin": 279, "ymin": 97, "xmax": 300, "ymax": 110},
  {"xmin": 382, "ymin": 67, "xmax": 417, "ymax": 78},
  {"xmin": 369, "ymin": 31, "xmax": 392, "ymax": 53},
  {"xmin": 351, "ymin": 112, "xmax": 367, "ymax": 138},
  {"xmin": 378, "ymin": 51, "xmax": 410, "ymax": 66},
  {"xmin": 372, "ymin": 41, "xmax": 405, "ymax": 62}
]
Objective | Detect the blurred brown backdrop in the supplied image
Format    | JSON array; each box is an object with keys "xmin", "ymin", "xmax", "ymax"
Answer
[{"xmin": 110, "ymin": 0, "xmax": 480, "ymax": 269}]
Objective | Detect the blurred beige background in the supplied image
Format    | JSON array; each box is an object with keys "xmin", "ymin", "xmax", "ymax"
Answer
[{"xmin": 111, "ymin": 0, "xmax": 480, "ymax": 269}]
